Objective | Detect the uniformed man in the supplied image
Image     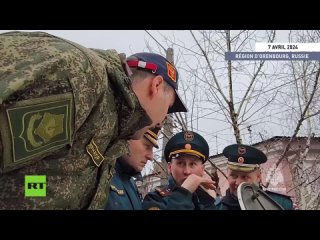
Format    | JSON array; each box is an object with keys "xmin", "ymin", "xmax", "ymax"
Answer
[
  {"xmin": 106, "ymin": 126, "xmax": 161, "ymax": 210},
  {"xmin": 142, "ymin": 131, "xmax": 217, "ymax": 210},
  {"xmin": 216, "ymin": 144, "xmax": 294, "ymax": 210},
  {"xmin": 0, "ymin": 31, "xmax": 187, "ymax": 209}
]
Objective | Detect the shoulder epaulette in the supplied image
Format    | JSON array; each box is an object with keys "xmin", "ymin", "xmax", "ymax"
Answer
[
  {"xmin": 110, "ymin": 184, "xmax": 125, "ymax": 195},
  {"xmin": 148, "ymin": 206, "xmax": 161, "ymax": 210},
  {"xmin": 155, "ymin": 186, "xmax": 172, "ymax": 197}
]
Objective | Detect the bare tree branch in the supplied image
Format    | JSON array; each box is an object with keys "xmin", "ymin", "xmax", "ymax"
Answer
[
  {"xmin": 189, "ymin": 30, "xmax": 229, "ymax": 104},
  {"xmin": 207, "ymin": 158, "xmax": 228, "ymax": 180},
  {"xmin": 266, "ymin": 63, "xmax": 320, "ymax": 188}
]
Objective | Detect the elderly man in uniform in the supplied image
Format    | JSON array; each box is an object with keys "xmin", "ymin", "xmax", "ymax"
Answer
[
  {"xmin": 0, "ymin": 32, "xmax": 187, "ymax": 209},
  {"xmin": 106, "ymin": 126, "xmax": 161, "ymax": 210},
  {"xmin": 142, "ymin": 131, "xmax": 217, "ymax": 210},
  {"xmin": 216, "ymin": 144, "xmax": 293, "ymax": 210}
]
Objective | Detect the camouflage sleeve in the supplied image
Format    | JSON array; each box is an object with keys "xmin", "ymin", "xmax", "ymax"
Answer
[{"xmin": 142, "ymin": 187, "xmax": 195, "ymax": 210}]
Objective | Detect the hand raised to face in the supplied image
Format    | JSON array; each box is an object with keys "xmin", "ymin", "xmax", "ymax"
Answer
[{"xmin": 181, "ymin": 173, "xmax": 215, "ymax": 193}]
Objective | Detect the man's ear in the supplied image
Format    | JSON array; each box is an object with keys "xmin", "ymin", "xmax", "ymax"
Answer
[
  {"xmin": 201, "ymin": 164, "xmax": 205, "ymax": 171},
  {"xmin": 150, "ymin": 75, "xmax": 164, "ymax": 96},
  {"xmin": 256, "ymin": 169, "xmax": 262, "ymax": 182},
  {"xmin": 167, "ymin": 162, "xmax": 172, "ymax": 173}
]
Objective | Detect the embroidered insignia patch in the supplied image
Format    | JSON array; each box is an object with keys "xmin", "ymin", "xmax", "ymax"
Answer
[
  {"xmin": 86, "ymin": 138, "xmax": 105, "ymax": 167},
  {"xmin": 5, "ymin": 93, "xmax": 73, "ymax": 163},
  {"xmin": 166, "ymin": 62, "xmax": 177, "ymax": 82},
  {"xmin": 155, "ymin": 187, "xmax": 171, "ymax": 197}
]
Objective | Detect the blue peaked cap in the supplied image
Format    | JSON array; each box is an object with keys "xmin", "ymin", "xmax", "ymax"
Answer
[{"xmin": 127, "ymin": 52, "xmax": 187, "ymax": 113}]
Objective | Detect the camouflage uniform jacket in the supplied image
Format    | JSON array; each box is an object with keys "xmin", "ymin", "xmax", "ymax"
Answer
[
  {"xmin": 105, "ymin": 160, "xmax": 142, "ymax": 210},
  {"xmin": 0, "ymin": 31, "xmax": 152, "ymax": 209},
  {"xmin": 142, "ymin": 176, "xmax": 216, "ymax": 210}
]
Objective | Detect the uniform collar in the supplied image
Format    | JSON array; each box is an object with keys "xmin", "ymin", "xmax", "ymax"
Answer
[
  {"xmin": 116, "ymin": 158, "xmax": 138, "ymax": 177},
  {"xmin": 221, "ymin": 188, "xmax": 241, "ymax": 209},
  {"xmin": 168, "ymin": 175, "xmax": 177, "ymax": 189}
]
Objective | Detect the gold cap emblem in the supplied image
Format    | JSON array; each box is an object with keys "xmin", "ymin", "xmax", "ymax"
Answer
[
  {"xmin": 184, "ymin": 131, "xmax": 194, "ymax": 142},
  {"xmin": 185, "ymin": 144, "xmax": 192, "ymax": 150},
  {"xmin": 238, "ymin": 156, "xmax": 245, "ymax": 164},
  {"xmin": 238, "ymin": 146, "xmax": 246, "ymax": 155}
]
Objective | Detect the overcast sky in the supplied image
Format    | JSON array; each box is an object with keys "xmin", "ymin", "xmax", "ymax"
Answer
[{"xmin": 0, "ymin": 30, "xmax": 149, "ymax": 53}]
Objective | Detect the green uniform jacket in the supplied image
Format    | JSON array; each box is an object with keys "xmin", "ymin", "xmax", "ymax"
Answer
[
  {"xmin": 0, "ymin": 31, "xmax": 152, "ymax": 209},
  {"xmin": 142, "ymin": 176, "xmax": 216, "ymax": 210},
  {"xmin": 106, "ymin": 160, "xmax": 142, "ymax": 210},
  {"xmin": 216, "ymin": 188, "xmax": 294, "ymax": 210},
  {"xmin": 265, "ymin": 190, "xmax": 294, "ymax": 210}
]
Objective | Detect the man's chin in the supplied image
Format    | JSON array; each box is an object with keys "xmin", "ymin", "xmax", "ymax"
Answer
[
  {"xmin": 135, "ymin": 165, "xmax": 144, "ymax": 172},
  {"xmin": 231, "ymin": 189, "xmax": 237, "ymax": 197}
]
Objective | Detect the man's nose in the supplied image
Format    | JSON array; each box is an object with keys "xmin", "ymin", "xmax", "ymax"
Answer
[
  {"xmin": 146, "ymin": 151, "xmax": 153, "ymax": 161},
  {"xmin": 183, "ymin": 165, "xmax": 192, "ymax": 175}
]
